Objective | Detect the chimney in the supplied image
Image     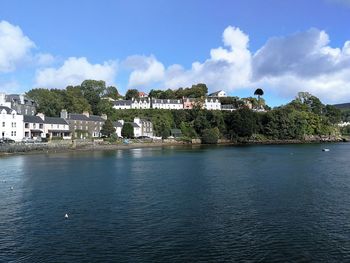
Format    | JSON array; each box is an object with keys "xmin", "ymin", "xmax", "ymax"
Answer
[
  {"xmin": 101, "ymin": 114, "xmax": 107, "ymax": 120},
  {"xmin": 83, "ymin": 111, "xmax": 90, "ymax": 118},
  {"xmin": 60, "ymin": 109, "xmax": 68, "ymax": 119},
  {"xmin": 36, "ymin": 113, "xmax": 45, "ymax": 121}
]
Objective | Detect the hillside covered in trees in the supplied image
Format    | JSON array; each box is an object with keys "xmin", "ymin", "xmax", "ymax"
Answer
[{"xmin": 26, "ymin": 80, "xmax": 344, "ymax": 143}]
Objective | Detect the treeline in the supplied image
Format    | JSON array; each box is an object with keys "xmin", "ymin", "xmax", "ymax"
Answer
[
  {"xmin": 112, "ymin": 92, "xmax": 341, "ymax": 142},
  {"xmin": 26, "ymin": 80, "xmax": 343, "ymax": 143},
  {"xmin": 26, "ymin": 80, "xmax": 120, "ymax": 117}
]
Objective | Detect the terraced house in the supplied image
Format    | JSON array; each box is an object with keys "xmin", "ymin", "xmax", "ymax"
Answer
[
  {"xmin": 0, "ymin": 106, "xmax": 24, "ymax": 141},
  {"xmin": 60, "ymin": 110, "xmax": 107, "ymax": 139},
  {"xmin": 0, "ymin": 93, "xmax": 37, "ymax": 116}
]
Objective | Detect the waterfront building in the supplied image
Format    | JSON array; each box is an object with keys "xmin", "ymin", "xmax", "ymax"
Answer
[
  {"xmin": 0, "ymin": 106, "xmax": 24, "ymax": 141},
  {"xmin": 208, "ymin": 90, "xmax": 227, "ymax": 98},
  {"xmin": 204, "ymin": 98, "xmax": 221, "ymax": 110},
  {"xmin": 23, "ymin": 115, "xmax": 45, "ymax": 139},
  {"xmin": 113, "ymin": 118, "xmax": 153, "ymax": 138},
  {"xmin": 0, "ymin": 93, "xmax": 37, "ymax": 115},
  {"xmin": 151, "ymin": 98, "xmax": 183, "ymax": 110},
  {"xmin": 60, "ymin": 110, "xmax": 107, "ymax": 139}
]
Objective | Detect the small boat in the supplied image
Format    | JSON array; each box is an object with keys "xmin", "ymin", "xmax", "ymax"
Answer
[
  {"xmin": 322, "ymin": 148, "xmax": 330, "ymax": 152},
  {"xmin": 65, "ymin": 213, "xmax": 69, "ymax": 219}
]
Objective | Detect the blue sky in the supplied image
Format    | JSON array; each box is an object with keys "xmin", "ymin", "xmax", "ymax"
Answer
[{"xmin": 1, "ymin": 0, "xmax": 350, "ymax": 106}]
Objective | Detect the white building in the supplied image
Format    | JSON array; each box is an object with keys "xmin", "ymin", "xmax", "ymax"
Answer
[
  {"xmin": 113, "ymin": 100, "xmax": 132, "ymax": 110},
  {"xmin": 208, "ymin": 90, "xmax": 227, "ymax": 97},
  {"xmin": 204, "ymin": 98, "xmax": 221, "ymax": 110},
  {"xmin": 151, "ymin": 99, "xmax": 183, "ymax": 110},
  {"xmin": 0, "ymin": 106, "xmax": 24, "ymax": 141},
  {"xmin": 113, "ymin": 118, "xmax": 153, "ymax": 138},
  {"xmin": 131, "ymin": 98, "xmax": 151, "ymax": 109}
]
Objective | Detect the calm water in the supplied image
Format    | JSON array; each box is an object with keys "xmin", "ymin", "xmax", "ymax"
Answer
[{"xmin": 1, "ymin": 144, "xmax": 350, "ymax": 262}]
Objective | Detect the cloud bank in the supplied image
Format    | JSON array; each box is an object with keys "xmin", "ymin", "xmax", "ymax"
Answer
[
  {"xmin": 35, "ymin": 57, "xmax": 117, "ymax": 88},
  {"xmin": 124, "ymin": 27, "xmax": 350, "ymax": 103}
]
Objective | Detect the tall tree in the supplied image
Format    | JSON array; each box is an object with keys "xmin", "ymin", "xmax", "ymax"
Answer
[
  {"xmin": 121, "ymin": 123, "xmax": 134, "ymax": 138},
  {"xmin": 101, "ymin": 119, "xmax": 116, "ymax": 137},
  {"xmin": 80, "ymin": 80, "xmax": 106, "ymax": 115},
  {"xmin": 125, "ymin": 89, "xmax": 139, "ymax": 100}
]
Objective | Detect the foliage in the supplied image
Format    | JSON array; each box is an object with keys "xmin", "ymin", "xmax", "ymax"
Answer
[
  {"xmin": 201, "ymin": 127, "xmax": 220, "ymax": 144},
  {"xmin": 101, "ymin": 119, "xmax": 116, "ymax": 137},
  {"xmin": 121, "ymin": 123, "xmax": 134, "ymax": 138},
  {"xmin": 125, "ymin": 89, "xmax": 139, "ymax": 100},
  {"xmin": 149, "ymin": 83, "xmax": 208, "ymax": 99}
]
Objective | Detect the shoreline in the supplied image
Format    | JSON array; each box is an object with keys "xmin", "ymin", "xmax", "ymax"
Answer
[{"xmin": 0, "ymin": 138, "xmax": 348, "ymax": 157}]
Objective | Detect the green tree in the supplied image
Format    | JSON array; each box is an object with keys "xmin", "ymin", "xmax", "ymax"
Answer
[
  {"xmin": 201, "ymin": 127, "xmax": 220, "ymax": 144},
  {"xmin": 104, "ymin": 86, "xmax": 120, "ymax": 100},
  {"xmin": 125, "ymin": 89, "xmax": 139, "ymax": 100},
  {"xmin": 101, "ymin": 119, "xmax": 116, "ymax": 137},
  {"xmin": 80, "ymin": 80, "xmax": 106, "ymax": 115},
  {"xmin": 121, "ymin": 123, "xmax": 134, "ymax": 138}
]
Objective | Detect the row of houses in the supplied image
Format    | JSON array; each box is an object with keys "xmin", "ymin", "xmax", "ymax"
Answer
[
  {"xmin": 0, "ymin": 106, "xmax": 153, "ymax": 142},
  {"xmin": 113, "ymin": 97, "xmax": 224, "ymax": 111}
]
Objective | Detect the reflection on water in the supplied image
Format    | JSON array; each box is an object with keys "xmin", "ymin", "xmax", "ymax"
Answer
[{"xmin": 1, "ymin": 144, "xmax": 350, "ymax": 262}]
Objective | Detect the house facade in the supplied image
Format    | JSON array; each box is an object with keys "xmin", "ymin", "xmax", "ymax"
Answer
[
  {"xmin": 113, "ymin": 100, "xmax": 132, "ymax": 110},
  {"xmin": 151, "ymin": 99, "xmax": 183, "ymax": 110},
  {"xmin": 0, "ymin": 106, "xmax": 24, "ymax": 141},
  {"xmin": 131, "ymin": 98, "xmax": 151, "ymax": 109},
  {"xmin": 208, "ymin": 90, "xmax": 227, "ymax": 98},
  {"xmin": 0, "ymin": 93, "xmax": 37, "ymax": 116},
  {"xmin": 204, "ymin": 98, "xmax": 221, "ymax": 110},
  {"xmin": 61, "ymin": 110, "xmax": 107, "ymax": 139},
  {"xmin": 23, "ymin": 115, "xmax": 44, "ymax": 139},
  {"xmin": 114, "ymin": 117, "xmax": 153, "ymax": 138}
]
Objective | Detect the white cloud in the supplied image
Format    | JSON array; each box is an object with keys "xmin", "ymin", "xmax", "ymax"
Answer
[
  {"xmin": 124, "ymin": 55, "xmax": 165, "ymax": 87},
  {"xmin": 35, "ymin": 57, "xmax": 117, "ymax": 88},
  {"xmin": 0, "ymin": 20, "xmax": 35, "ymax": 72},
  {"xmin": 252, "ymin": 29, "xmax": 350, "ymax": 103},
  {"xmin": 125, "ymin": 26, "xmax": 350, "ymax": 103},
  {"xmin": 125, "ymin": 26, "xmax": 252, "ymax": 91}
]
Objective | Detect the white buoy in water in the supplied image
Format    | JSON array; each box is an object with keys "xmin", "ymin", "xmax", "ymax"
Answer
[
  {"xmin": 10, "ymin": 186, "xmax": 13, "ymax": 190},
  {"xmin": 322, "ymin": 148, "xmax": 330, "ymax": 152},
  {"xmin": 65, "ymin": 213, "xmax": 69, "ymax": 219}
]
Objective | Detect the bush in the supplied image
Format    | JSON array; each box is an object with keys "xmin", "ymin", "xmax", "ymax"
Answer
[{"xmin": 201, "ymin": 127, "xmax": 220, "ymax": 144}]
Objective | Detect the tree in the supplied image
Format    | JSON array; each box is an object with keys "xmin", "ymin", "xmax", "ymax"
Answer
[
  {"xmin": 101, "ymin": 119, "xmax": 116, "ymax": 137},
  {"xmin": 80, "ymin": 80, "xmax": 106, "ymax": 115},
  {"xmin": 201, "ymin": 127, "xmax": 220, "ymax": 144},
  {"xmin": 121, "ymin": 123, "xmax": 134, "ymax": 138},
  {"xmin": 125, "ymin": 89, "xmax": 139, "ymax": 100},
  {"xmin": 104, "ymin": 86, "xmax": 120, "ymax": 100}
]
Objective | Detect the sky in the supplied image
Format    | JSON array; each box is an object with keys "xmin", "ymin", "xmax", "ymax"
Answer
[{"xmin": 0, "ymin": 0, "xmax": 350, "ymax": 106}]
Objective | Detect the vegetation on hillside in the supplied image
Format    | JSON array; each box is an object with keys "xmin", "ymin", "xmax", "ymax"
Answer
[{"xmin": 26, "ymin": 80, "xmax": 344, "ymax": 143}]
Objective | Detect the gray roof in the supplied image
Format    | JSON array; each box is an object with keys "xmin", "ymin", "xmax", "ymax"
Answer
[
  {"xmin": 221, "ymin": 104, "xmax": 235, "ymax": 109},
  {"xmin": 44, "ymin": 117, "xmax": 68, "ymax": 125},
  {"xmin": 208, "ymin": 90, "xmax": 224, "ymax": 97},
  {"xmin": 24, "ymin": 115, "xmax": 44, "ymax": 123},
  {"xmin": 133, "ymin": 98, "xmax": 150, "ymax": 103},
  {"xmin": 113, "ymin": 121, "xmax": 123, "ymax": 128},
  {"xmin": 67, "ymin": 114, "xmax": 90, "ymax": 121},
  {"xmin": 6, "ymin": 94, "xmax": 36, "ymax": 105},
  {"xmin": 113, "ymin": 100, "xmax": 132, "ymax": 106},
  {"xmin": 0, "ymin": 106, "xmax": 14, "ymax": 114},
  {"xmin": 89, "ymin": 115, "xmax": 105, "ymax": 122},
  {"xmin": 127, "ymin": 122, "xmax": 140, "ymax": 128},
  {"xmin": 67, "ymin": 113, "xmax": 105, "ymax": 122}
]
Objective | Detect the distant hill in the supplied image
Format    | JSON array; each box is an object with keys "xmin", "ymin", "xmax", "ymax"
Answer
[{"xmin": 333, "ymin": 103, "xmax": 350, "ymax": 110}]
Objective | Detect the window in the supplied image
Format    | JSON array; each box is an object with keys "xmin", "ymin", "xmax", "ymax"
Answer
[
  {"xmin": 39, "ymin": 124, "xmax": 43, "ymax": 129},
  {"xmin": 2, "ymin": 122, "xmax": 5, "ymax": 127},
  {"xmin": 25, "ymin": 123, "xmax": 29, "ymax": 128},
  {"xmin": 33, "ymin": 123, "xmax": 36, "ymax": 128}
]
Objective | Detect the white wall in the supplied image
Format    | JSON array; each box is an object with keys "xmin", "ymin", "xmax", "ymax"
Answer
[{"xmin": 0, "ymin": 109, "xmax": 24, "ymax": 141}]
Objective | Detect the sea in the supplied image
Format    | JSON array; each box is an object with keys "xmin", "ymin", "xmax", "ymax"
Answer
[{"xmin": 1, "ymin": 143, "xmax": 350, "ymax": 262}]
